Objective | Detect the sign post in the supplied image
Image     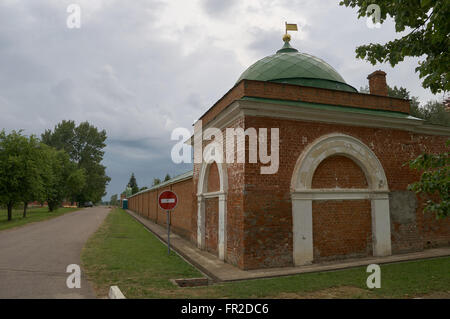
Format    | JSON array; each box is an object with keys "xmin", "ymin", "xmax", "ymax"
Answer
[{"xmin": 158, "ymin": 190, "xmax": 178, "ymax": 255}]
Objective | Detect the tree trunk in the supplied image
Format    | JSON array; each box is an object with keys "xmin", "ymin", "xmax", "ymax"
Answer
[
  {"xmin": 23, "ymin": 202, "xmax": 28, "ymax": 218},
  {"xmin": 7, "ymin": 201, "xmax": 13, "ymax": 221}
]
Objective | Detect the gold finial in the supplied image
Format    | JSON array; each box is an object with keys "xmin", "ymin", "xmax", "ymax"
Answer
[{"xmin": 282, "ymin": 33, "xmax": 291, "ymax": 42}]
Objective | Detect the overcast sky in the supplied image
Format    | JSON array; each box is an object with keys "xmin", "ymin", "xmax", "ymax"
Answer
[{"xmin": 0, "ymin": 0, "xmax": 445, "ymax": 200}]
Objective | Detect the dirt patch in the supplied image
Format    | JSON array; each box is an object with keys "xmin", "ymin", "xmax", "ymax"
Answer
[{"xmin": 274, "ymin": 286, "xmax": 375, "ymax": 299}]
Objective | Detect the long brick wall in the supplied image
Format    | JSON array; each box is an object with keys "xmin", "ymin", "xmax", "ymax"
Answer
[{"xmin": 128, "ymin": 177, "xmax": 194, "ymax": 240}]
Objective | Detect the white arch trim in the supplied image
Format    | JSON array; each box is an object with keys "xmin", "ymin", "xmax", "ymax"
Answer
[
  {"xmin": 291, "ymin": 133, "xmax": 388, "ymax": 192},
  {"xmin": 291, "ymin": 133, "xmax": 392, "ymax": 266},
  {"xmin": 197, "ymin": 160, "xmax": 228, "ymax": 261}
]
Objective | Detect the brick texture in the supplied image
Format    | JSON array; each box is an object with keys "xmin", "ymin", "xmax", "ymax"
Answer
[
  {"xmin": 311, "ymin": 155, "xmax": 368, "ymax": 189},
  {"xmin": 205, "ymin": 197, "xmax": 219, "ymax": 255},
  {"xmin": 312, "ymin": 200, "xmax": 372, "ymax": 261}
]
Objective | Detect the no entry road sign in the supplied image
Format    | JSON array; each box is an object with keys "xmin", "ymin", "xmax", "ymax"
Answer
[{"xmin": 158, "ymin": 190, "xmax": 178, "ymax": 211}]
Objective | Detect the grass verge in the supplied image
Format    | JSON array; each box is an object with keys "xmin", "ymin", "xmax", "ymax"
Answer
[
  {"xmin": 0, "ymin": 207, "xmax": 80, "ymax": 231},
  {"xmin": 82, "ymin": 208, "xmax": 450, "ymax": 299}
]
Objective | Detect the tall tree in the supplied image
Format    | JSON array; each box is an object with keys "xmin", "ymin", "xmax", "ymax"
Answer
[
  {"xmin": 20, "ymin": 136, "xmax": 45, "ymax": 218},
  {"xmin": 110, "ymin": 194, "xmax": 118, "ymax": 206},
  {"xmin": 0, "ymin": 131, "xmax": 42, "ymax": 220},
  {"xmin": 152, "ymin": 177, "xmax": 161, "ymax": 186},
  {"xmin": 164, "ymin": 174, "xmax": 171, "ymax": 182},
  {"xmin": 42, "ymin": 120, "xmax": 110, "ymax": 204},
  {"xmin": 128, "ymin": 173, "xmax": 139, "ymax": 195},
  {"xmin": 40, "ymin": 145, "xmax": 86, "ymax": 212},
  {"xmin": 340, "ymin": 0, "xmax": 449, "ymax": 93}
]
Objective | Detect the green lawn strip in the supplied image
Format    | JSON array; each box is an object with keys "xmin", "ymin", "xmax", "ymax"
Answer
[
  {"xmin": 82, "ymin": 208, "xmax": 450, "ymax": 299},
  {"xmin": 0, "ymin": 207, "xmax": 80, "ymax": 231},
  {"xmin": 81, "ymin": 208, "xmax": 202, "ymax": 298},
  {"xmin": 206, "ymin": 256, "xmax": 450, "ymax": 298}
]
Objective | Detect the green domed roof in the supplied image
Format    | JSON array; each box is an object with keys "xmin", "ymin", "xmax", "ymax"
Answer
[{"xmin": 237, "ymin": 40, "xmax": 357, "ymax": 93}]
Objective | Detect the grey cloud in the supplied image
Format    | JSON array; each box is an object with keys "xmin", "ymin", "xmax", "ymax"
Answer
[
  {"xmin": 201, "ymin": 0, "xmax": 238, "ymax": 16},
  {"xmin": 0, "ymin": 0, "xmax": 440, "ymax": 201}
]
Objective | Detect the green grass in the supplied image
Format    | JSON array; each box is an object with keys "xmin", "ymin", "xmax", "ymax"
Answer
[
  {"xmin": 81, "ymin": 208, "xmax": 202, "ymax": 298},
  {"xmin": 82, "ymin": 208, "xmax": 450, "ymax": 299},
  {"xmin": 0, "ymin": 206, "xmax": 80, "ymax": 231}
]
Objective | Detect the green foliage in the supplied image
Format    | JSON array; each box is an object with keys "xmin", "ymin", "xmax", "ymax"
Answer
[
  {"xmin": 110, "ymin": 194, "xmax": 118, "ymax": 206},
  {"xmin": 415, "ymin": 100, "xmax": 450, "ymax": 126},
  {"xmin": 152, "ymin": 177, "xmax": 161, "ymax": 186},
  {"xmin": 408, "ymin": 140, "xmax": 449, "ymax": 218},
  {"xmin": 42, "ymin": 120, "xmax": 110, "ymax": 203},
  {"xmin": 341, "ymin": 0, "xmax": 450, "ymax": 93},
  {"xmin": 360, "ymin": 85, "xmax": 449, "ymax": 126},
  {"xmin": 40, "ymin": 145, "xmax": 86, "ymax": 212},
  {"xmin": 127, "ymin": 173, "xmax": 139, "ymax": 195},
  {"xmin": 0, "ymin": 130, "xmax": 43, "ymax": 220},
  {"xmin": 164, "ymin": 174, "xmax": 171, "ymax": 182}
]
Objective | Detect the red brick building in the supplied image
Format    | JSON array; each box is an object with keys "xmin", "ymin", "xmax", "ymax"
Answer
[{"xmin": 128, "ymin": 37, "xmax": 450, "ymax": 270}]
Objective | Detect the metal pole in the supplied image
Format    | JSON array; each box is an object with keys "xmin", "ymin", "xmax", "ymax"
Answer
[{"xmin": 167, "ymin": 210, "xmax": 170, "ymax": 255}]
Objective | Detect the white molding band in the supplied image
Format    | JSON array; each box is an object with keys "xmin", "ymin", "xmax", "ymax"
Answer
[
  {"xmin": 238, "ymin": 99, "xmax": 450, "ymax": 136},
  {"xmin": 292, "ymin": 189, "xmax": 390, "ymax": 201}
]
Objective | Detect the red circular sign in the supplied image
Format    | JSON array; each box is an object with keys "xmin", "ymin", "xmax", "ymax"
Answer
[{"xmin": 158, "ymin": 190, "xmax": 178, "ymax": 211}]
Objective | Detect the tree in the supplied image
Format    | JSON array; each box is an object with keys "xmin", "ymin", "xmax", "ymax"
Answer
[
  {"xmin": 20, "ymin": 136, "xmax": 45, "ymax": 218},
  {"xmin": 42, "ymin": 120, "xmax": 110, "ymax": 204},
  {"xmin": 164, "ymin": 174, "xmax": 171, "ymax": 182},
  {"xmin": 408, "ymin": 140, "xmax": 449, "ymax": 219},
  {"xmin": 41, "ymin": 145, "xmax": 85, "ymax": 212},
  {"xmin": 340, "ymin": 0, "xmax": 449, "ymax": 93},
  {"xmin": 416, "ymin": 100, "xmax": 450, "ymax": 127},
  {"xmin": 140, "ymin": 186, "xmax": 148, "ymax": 191},
  {"xmin": 0, "ymin": 131, "xmax": 42, "ymax": 220},
  {"xmin": 110, "ymin": 194, "xmax": 118, "ymax": 206},
  {"xmin": 360, "ymin": 85, "xmax": 450, "ymax": 126},
  {"xmin": 128, "ymin": 173, "xmax": 139, "ymax": 194},
  {"xmin": 152, "ymin": 178, "xmax": 161, "ymax": 186}
]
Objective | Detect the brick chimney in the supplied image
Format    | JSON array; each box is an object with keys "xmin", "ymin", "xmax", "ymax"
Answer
[{"xmin": 367, "ymin": 70, "xmax": 388, "ymax": 96}]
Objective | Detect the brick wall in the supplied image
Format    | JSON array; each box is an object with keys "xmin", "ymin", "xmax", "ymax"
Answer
[
  {"xmin": 128, "ymin": 177, "xmax": 194, "ymax": 241},
  {"xmin": 193, "ymin": 116, "xmax": 246, "ymax": 268},
  {"xmin": 207, "ymin": 162, "xmax": 220, "ymax": 192},
  {"xmin": 241, "ymin": 115, "xmax": 449, "ymax": 269},
  {"xmin": 311, "ymin": 155, "xmax": 368, "ymax": 189},
  {"xmin": 128, "ymin": 107, "xmax": 448, "ymax": 270},
  {"xmin": 312, "ymin": 200, "xmax": 372, "ymax": 261}
]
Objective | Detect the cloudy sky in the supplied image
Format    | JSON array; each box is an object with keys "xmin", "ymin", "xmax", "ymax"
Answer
[{"xmin": 0, "ymin": 0, "xmax": 444, "ymax": 200}]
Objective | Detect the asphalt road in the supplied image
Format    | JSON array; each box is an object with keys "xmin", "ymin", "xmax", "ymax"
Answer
[{"xmin": 0, "ymin": 206, "xmax": 110, "ymax": 299}]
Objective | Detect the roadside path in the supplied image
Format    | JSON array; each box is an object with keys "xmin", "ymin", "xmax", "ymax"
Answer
[{"xmin": 0, "ymin": 207, "xmax": 109, "ymax": 298}]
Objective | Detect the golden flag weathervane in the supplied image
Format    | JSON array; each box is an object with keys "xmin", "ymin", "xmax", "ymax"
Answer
[{"xmin": 284, "ymin": 22, "xmax": 298, "ymax": 42}]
